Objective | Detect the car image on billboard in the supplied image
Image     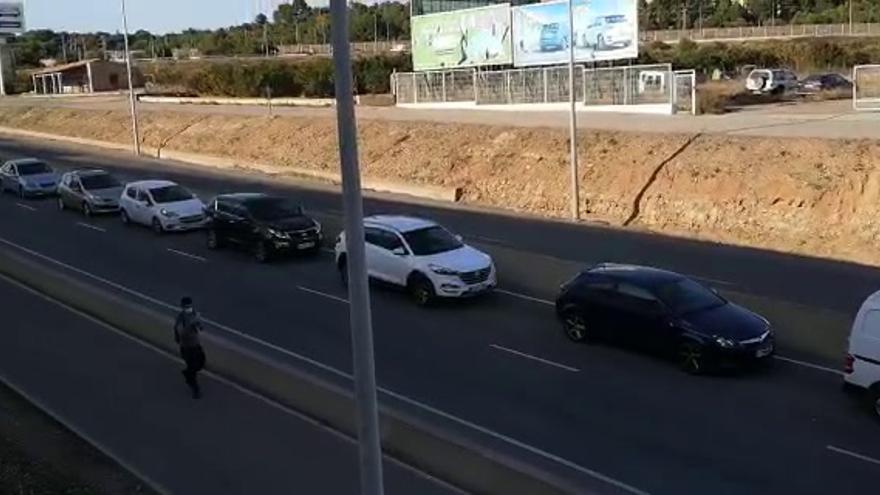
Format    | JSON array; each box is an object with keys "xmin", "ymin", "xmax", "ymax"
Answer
[
  {"xmin": 411, "ymin": 4, "xmax": 513, "ymax": 71},
  {"xmin": 513, "ymin": 0, "xmax": 637, "ymax": 67}
]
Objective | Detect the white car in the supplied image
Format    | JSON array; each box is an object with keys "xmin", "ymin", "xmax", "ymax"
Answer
[
  {"xmin": 845, "ymin": 290, "xmax": 880, "ymax": 420},
  {"xmin": 334, "ymin": 215, "xmax": 496, "ymax": 306},
  {"xmin": 119, "ymin": 180, "xmax": 207, "ymax": 233},
  {"xmin": 578, "ymin": 15, "xmax": 634, "ymax": 50},
  {"xmin": 746, "ymin": 68, "xmax": 798, "ymax": 95}
]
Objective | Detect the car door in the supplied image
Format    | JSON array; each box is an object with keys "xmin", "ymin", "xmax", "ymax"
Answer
[
  {"xmin": 567, "ymin": 276, "xmax": 618, "ymax": 337},
  {"xmin": 852, "ymin": 308, "xmax": 880, "ymax": 377},
  {"xmin": 121, "ymin": 186, "xmax": 137, "ymax": 219},
  {"xmin": 132, "ymin": 188, "xmax": 152, "ymax": 224},
  {"xmin": 229, "ymin": 203, "xmax": 256, "ymax": 247},
  {"xmin": 614, "ymin": 283, "xmax": 672, "ymax": 351},
  {"xmin": 57, "ymin": 174, "xmax": 72, "ymax": 206},
  {"xmin": 1, "ymin": 163, "xmax": 17, "ymax": 190},
  {"xmin": 374, "ymin": 229, "xmax": 411, "ymax": 286},
  {"xmin": 68, "ymin": 176, "xmax": 86, "ymax": 209},
  {"xmin": 364, "ymin": 227, "xmax": 387, "ymax": 282},
  {"xmin": 210, "ymin": 199, "xmax": 235, "ymax": 243}
]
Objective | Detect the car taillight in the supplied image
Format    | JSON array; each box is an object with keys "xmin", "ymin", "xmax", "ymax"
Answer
[{"xmin": 844, "ymin": 354, "xmax": 854, "ymax": 374}]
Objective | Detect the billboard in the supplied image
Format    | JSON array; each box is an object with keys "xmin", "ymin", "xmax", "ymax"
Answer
[
  {"xmin": 512, "ymin": 0, "xmax": 637, "ymax": 67},
  {"xmin": 411, "ymin": 4, "xmax": 512, "ymax": 72},
  {"xmin": 0, "ymin": 2, "xmax": 24, "ymax": 35}
]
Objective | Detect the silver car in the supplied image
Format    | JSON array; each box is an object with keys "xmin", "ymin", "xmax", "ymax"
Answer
[
  {"xmin": 0, "ymin": 158, "xmax": 60, "ymax": 198},
  {"xmin": 57, "ymin": 169, "xmax": 124, "ymax": 216}
]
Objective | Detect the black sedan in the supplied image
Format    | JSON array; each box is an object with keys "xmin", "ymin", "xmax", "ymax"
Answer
[
  {"xmin": 205, "ymin": 193, "xmax": 322, "ymax": 262},
  {"xmin": 555, "ymin": 263, "xmax": 774, "ymax": 374},
  {"xmin": 796, "ymin": 73, "xmax": 852, "ymax": 95}
]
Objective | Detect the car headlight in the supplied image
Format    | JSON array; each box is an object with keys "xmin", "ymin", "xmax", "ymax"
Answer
[
  {"xmin": 714, "ymin": 336, "xmax": 737, "ymax": 349},
  {"xmin": 159, "ymin": 208, "xmax": 178, "ymax": 218},
  {"xmin": 429, "ymin": 264, "xmax": 458, "ymax": 276},
  {"xmin": 267, "ymin": 228, "xmax": 289, "ymax": 240}
]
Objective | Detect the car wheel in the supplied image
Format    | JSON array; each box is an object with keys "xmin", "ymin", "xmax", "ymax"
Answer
[
  {"xmin": 678, "ymin": 340, "xmax": 707, "ymax": 375},
  {"xmin": 561, "ymin": 307, "xmax": 589, "ymax": 343},
  {"xmin": 82, "ymin": 202, "xmax": 92, "ymax": 218},
  {"xmin": 338, "ymin": 256, "xmax": 348, "ymax": 286},
  {"xmin": 120, "ymin": 208, "xmax": 130, "ymax": 225},
  {"xmin": 254, "ymin": 242, "xmax": 270, "ymax": 263},
  {"xmin": 206, "ymin": 229, "xmax": 221, "ymax": 250},
  {"xmin": 409, "ymin": 274, "xmax": 435, "ymax": 307},
  {"xmin": 151, "ymin": 217, "xmax": 164, "ymax": 235},
  {"xmin": 57, "ymin": 197, "xmax": 65, "ymax": 211}
]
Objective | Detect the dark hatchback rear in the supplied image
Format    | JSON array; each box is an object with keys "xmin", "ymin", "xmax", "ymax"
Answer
[
  {"xmin": 555, "ymin": 263, "xmax": 774, "ymax": 374},
  {"xmin": 205, "ymin": 193, "xmax": 322, "ymax": 262}
]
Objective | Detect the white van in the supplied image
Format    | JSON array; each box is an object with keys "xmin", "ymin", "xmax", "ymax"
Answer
[{"xmin": 844, "ymin": 290, "xmax": 880, "ymax": 419}]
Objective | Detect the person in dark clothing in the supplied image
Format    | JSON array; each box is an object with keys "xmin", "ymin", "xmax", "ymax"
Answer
[{"xmin": 174, "ymin": 296, "xmax": 206, "ymax": 399}]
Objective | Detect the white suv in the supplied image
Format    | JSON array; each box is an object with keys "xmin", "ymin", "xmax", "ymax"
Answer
[
  {"xmin": 746, "ymin": 68, "xmax": 798, "ymax": 95},
  {"xmin": 334, "ymin": 215, "xmax": 496, "ymax": 305},
  {"xmin": 120, "ymin": 180, "xmax": 207, "ymax": 233}
]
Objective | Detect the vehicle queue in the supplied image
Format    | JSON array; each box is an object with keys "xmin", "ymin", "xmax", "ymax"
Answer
[{"xmin": 2, "ymin": 156, "xmax": 879, "ymax": 419}]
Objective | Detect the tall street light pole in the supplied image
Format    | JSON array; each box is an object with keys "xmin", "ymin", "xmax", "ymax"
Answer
[
  {"xmin": 567, "ymin": 0, "xmax": 579, "ymax": 220},
  {"xmin": 328, "ymin": 0, "xmax": 385, "ymax": 494},
  {"xmin": 121, "ymin": 0, "xmax": 140, "ymax": 156}
]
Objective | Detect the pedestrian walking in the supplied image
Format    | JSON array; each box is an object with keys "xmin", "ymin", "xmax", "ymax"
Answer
[{"xmin": 174, "ymin": 296, "xmax": 206, "ymax": 399}]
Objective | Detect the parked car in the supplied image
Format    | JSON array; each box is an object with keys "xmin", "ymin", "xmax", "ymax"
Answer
[
  {"xmin": 539, "ymin": 23, "xmax": 567, "ymax": 52},
  {"xmin": 0, "ymin": 158, "xmax": 60, "ymax": 198},
  {"xmin": 745, "ymin": 68, "xmax": 798, "ymax": 95},
  {"xmin": 57, "ymin": 169, "xmax": 123, "ymax": 216},
  {"xmin": 205, "ymin": 193, "xmax": 322, "ymax": 262},
  {"xmin": 844, "ymin": 290, "xmax": 880, "ymax": 420},
  {"xmin": 335, "ymin": 215, "xmax": 496, "ymax": 306},
  {"xmin": 119, "ymin": 180, "xmax": 206, "ymax": 233},
  {"xmin": 579, "ymin": 15, "xmax": 634, "ymax": 50},
  {"xmin": 555, "ymin": 263, "xmax": 774, "ymax": 374},
  {"xmin": 796, "ymin": 73, "xmax": 853, "ymax": 95}
]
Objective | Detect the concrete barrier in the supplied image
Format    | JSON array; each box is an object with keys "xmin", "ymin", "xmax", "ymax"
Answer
[
  {"xmin": 139, "ymin": 95, "xmax": 338, "ymax": 107},
  {"xmin": 0, "ymin": 245, "xmax": 583, "ymax": 495},
  {"xmin": 0, "ymin": 127, "xmax": 461, "ymax": 203}
]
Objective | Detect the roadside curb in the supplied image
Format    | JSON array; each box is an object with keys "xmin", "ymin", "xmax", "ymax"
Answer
[
  {"xmin": 138, "ymin": 95, "xmax": 341, "ymax": 107},
  {"xmin": 0, "ymin": 245, "xmax": 584, "ymax": 495},
  {"xmin": 0, "ymin": 126, "xmax": 462, "ymax": 203}
]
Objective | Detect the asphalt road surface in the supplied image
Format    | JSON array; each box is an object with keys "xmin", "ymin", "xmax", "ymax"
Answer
[
  {"xmin": 0, "ymin": 270, "xmax": 458, "ymax": 494},
  {"xmin": 1, "ymin": 136, "xmax": 879, "ymax": 494}
]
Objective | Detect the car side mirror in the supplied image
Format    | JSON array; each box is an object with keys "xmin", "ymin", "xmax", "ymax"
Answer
[
  {"xmin": 391, "ymin": 246, "xmax": 407, "ymax": 256},
  {"xmin": 455, "ymin": 234, "xmax": 463, "ymax": 242}
]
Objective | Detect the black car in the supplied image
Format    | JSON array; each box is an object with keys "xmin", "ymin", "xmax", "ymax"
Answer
[
  {"xmin": 205, "ymin": 193, "xmax": 322, "ymax": 262},
  {"xmin": 555, "ymin": 263, "xmax": 774, "ymax": 374},
  {"xmin": 796, "ymin": 73, "xmax": 853, "ymax": 95}
]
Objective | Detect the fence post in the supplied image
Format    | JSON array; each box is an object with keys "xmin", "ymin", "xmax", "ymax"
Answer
[
  {"xmin": 505, "ymin": 71, "xmax": 511, "ymax": 104},
  {"xmin": 623, "ymin": 67, "xmax": 629, "ymax": 105},
  {"xmin": 413, "ymin": 73, "xmax": 419, "ymax": 104},
  {"xmin": 442, "ymin": 71, "xmax": 447, "ymax": 102},
  {"xmin": 543, "ymin": 68, "xmax": 549, "ymax": 103},
  {"xmin": 472, "ymin": 69, "xmax": 478, "ymax": 103}
]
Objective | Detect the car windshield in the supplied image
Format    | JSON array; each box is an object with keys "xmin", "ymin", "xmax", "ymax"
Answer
[
  {"xmin": 149, "ymin": 185, "xmax": 193, "ymax": 204},
  {"xmin": 245, "ymin": 198, "xmax": 303, "ymax": 221},
  {"xmin": 402, "ymin": 226, "xmax": 463, "ymax": 256},
  {"xmin": 803, "ymin": 74, "xmax": 824, "ymax": 82},
  {"xmin": 17, "ymin": 162, "xmax": 51, "ymax": 175},
  {"xmin": 656, "ymin": 278, "xmax": 726, "ymax": 315},
  {"xmin": 606, "ymin": 15, "xmax": 626, "ymax": 23},
  {"xmin": 81, "ymin": 174, "xmax": 121, "ymax": 190}
]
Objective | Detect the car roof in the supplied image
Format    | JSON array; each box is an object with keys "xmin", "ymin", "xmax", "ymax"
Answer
[
  {"xmin": 126, "ymin": 180, "xmax": 176, "ymax": 189},
  {"xmin": 587, "ymin": 263, "xmax": 685, "ymax": 288},
  {"xmin": 364, "ymin": 215, "xmax": 437, "ymax": 233},
  {"xmin": 7, "ymin": 158, "xmax": 47, "ymax": 166},
  {"xmin": 71, "ymin": 169, "xmax": 111, "ymax": 177},
  {"xmin": 216, "ymin": 192, "xmax": 269, "ymax": 202}
]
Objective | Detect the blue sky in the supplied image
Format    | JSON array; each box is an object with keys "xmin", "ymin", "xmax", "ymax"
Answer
[{"xmin": 25, "ymin": 0, "xmax": 332, "ymax": 34}]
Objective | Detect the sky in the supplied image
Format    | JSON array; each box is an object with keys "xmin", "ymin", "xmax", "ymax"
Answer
[{"xmin": 25, "ymin": 0, "xmax": 329, "ymax": 34}]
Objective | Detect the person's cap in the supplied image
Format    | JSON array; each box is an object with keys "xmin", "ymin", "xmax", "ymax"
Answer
[{"xmin": 181, "ymin": 296, "xmax": 193, "ymax": 307}]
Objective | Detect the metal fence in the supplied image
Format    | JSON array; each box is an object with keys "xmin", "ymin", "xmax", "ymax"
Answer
[
  {"xmin": 641, "ymin": 23, "xmax": 880, "ymax": 44},
  {"xmin": 393, "ymin": 63, "xmax": 677, "ymax": 110},
  {"xmin": 853, "ymin": 64, "xmax": 880, "ymax": 111}
]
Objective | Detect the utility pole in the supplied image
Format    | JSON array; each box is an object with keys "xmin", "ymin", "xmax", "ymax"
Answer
[
  {"xmin": 567, "ymin": 0, "xmax": 579, "ymax": 220},
  {"xmin": 374, "ymin": 12, "xmax": 378, "ymax": 52},
  {"xmin": 849, "ymin": 0, "xmax": 854, "ymax": 34},
  {"xmin": 263, "ymin": 21, "xmax": 269, "ymax": 57},
  {"xmin": 328, "ymin": 0, "xmax": 385, "ymax": 495},
  {"xmin": 121, "ymin": 0, "xmax": 141, "ymax": 156}
]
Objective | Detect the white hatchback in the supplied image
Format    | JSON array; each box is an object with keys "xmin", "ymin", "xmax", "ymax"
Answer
[
  {"xmin": 845, "ymin": 290, "xmax": 880, "ymax": 420},
  {"xmin": 335, "ymin": 215, "xmax": 496, "ymax": 305},
  {"xmin": 119, "ymin": 180, "xmax": 207, "ymax": 233}
]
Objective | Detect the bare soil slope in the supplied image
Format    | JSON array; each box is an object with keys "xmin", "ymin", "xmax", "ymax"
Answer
[{"xmin": 2, "ymin": 106, "xmax": 879, "ymax": 266}]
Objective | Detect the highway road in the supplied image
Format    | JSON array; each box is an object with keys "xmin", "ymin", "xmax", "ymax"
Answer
[
  {"xmin": 1, "ymin": 136, "xmax": 879, "ymax": 494},
  {"xmin": 0, "ymin": 264, "xmax": 457, "ymax": 494}
]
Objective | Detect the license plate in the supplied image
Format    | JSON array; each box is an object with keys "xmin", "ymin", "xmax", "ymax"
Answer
[
  {"xmin": 297, "ymin": 242, "xmax": 316, "ymax": 250},
  {"xmin": 755, "ymin": 346, "xmax": 772, "ymax": 358}
]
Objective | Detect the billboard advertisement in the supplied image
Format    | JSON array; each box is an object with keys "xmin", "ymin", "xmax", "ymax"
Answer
[
  {"xmin": 411, "ymin": 4, "xmax": 512, "ymax": 72},
  {"xmin": 512, "ymin": 0, "xmax": 638, "ymax": 67},
  {"xmin": 0, "ymin": 2, "xmax": 24, "ymax": 35}
]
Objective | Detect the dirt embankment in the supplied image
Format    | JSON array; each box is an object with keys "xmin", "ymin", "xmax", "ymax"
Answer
[{"xmin": 2, "ymin": 105, "xmax": 879, "ymax": 266}]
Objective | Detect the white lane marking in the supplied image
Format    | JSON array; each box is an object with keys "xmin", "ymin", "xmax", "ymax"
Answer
[
  {"xmin": 0, "ymin": 273, "xmax": 467, "ymax": 495},
  {"xmin": 490, "ymin": 344, "xmax": 580, "ymax": 373},
  {"xmin": 298, "ymin": 286, "xmax": 349, "ymax": 304},
  {"xmin": 15, "ymin": 202, "xmax": 37, "ymax": 211},
  {"xmin": 774, "ymin": 355, "xmax": 844, "ymax": 376},
  {"xmin": 76, "ymin": 222, "xmax": 106, "ymax": 233},
  {"xmin": 496, "ymin": 288, "xmax": 555, "ymax": 307},
  {"xmin": 166, "ymin": 248, "xmax": 207, "ymax": 263},
  {"xmin": 0, "ymin": 235, "xmax": 647, "ymax": 495},
  {"xmin": 0, "ymin": 277, "xmax": 172, "ymax": 495},
  {"xmin": 827, "ymin": 445, "xmax": 880, "ymax": 467}
]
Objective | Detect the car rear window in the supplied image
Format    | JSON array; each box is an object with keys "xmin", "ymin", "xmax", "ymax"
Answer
[
  {"xmin": 81, "ymin": 173, "xmax": 121, "ymax": 190},
  {"xmin": 17, "ymin": 162, "xmax": 51, "ymax": 175},
  {"xmin": 149, "ymin": 185, "xmax": 193, "ymax": 204}
]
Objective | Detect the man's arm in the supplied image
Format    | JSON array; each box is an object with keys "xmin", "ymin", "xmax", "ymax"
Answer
[{"xmin": 173, "ymin": 313, "xmax": 182, "ymax": 343}]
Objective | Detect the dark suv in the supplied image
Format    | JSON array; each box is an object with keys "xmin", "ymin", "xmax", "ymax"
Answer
[
  {"xmin": 555, "ymin": 263, "xmax": 774, "ymax": 374},
  {"xmin": 205, "ymin": 193, "xmax": 322, "ymax": 262}
]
